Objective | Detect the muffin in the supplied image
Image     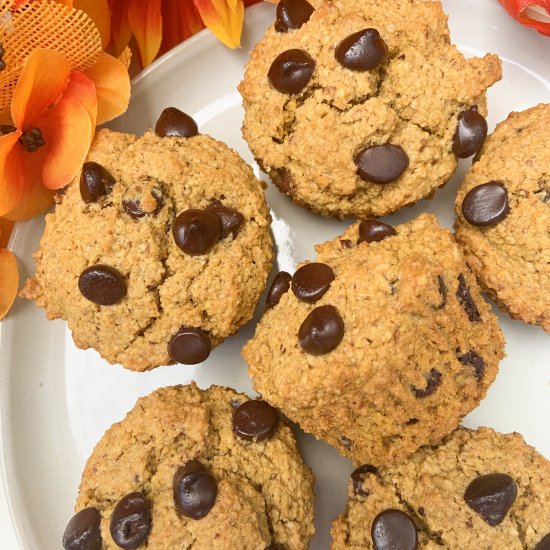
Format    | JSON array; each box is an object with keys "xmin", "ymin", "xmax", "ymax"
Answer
[
  {"xmin": 62, "ymin": 384, "xmax": 315, "ymax": 550},
  {"xmin": 239, "ymin": 0, "xmax": 502, "ymax": 218},
  {"xmin": 331, "ymin": 426, "xmax": 550, "ymax": 549},
  {"xmin": 21, "ymin": 109, "xmax": 273, "ymax": 370},
  {"xmin": 454, "ymin": 103, "xmax": 550, "ymax": 332},
  {"xmin": 243, "ymin": 214, "xmax": 505, "ymax": 465}
]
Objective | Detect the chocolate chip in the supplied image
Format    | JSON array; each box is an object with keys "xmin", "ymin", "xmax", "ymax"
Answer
[
  {"xmin": 464, "ymin": 473, "xmax": 517, "ymax": 526},
  {"xmin": 335, "ymin": 28, "xmax": 387, "ymax": 71},
  {"xmin": 110, "ymin": 492, "xmax": 150, "ymax": 549},
  {"xmin": 351, "ymin": 464, "xmax": 378, "ymax": 497},
  {"xmin": 461, "ymin": 181, "xmax": 509, "ymax": 227},
  {"xmin": 80, "ymin": 162, "xmax": 115, "ymax": 203},
  {"xmin": 268, "ymin": 49, "xmax": 315, "ymax": 94},
  {"xmin": 233, "ymin": 400, "xmax": 279, "ymax": 441},
  {"xmin": 173, "ymin": 460, "xmax": 217, "ymax": 519},
  {"xmin": 266, "ymin": 271, "xmax": 292, "ymax": 309},
  {"xmin": 298, "ymin": 304, "xmax": 344, "ymax": 355},
  {"xmin": 265, "ymin": 545, "xmax": 285, "ymax": 550},
  {"xmin": 456, "ymin": 274, "xmax": 481, "ymax": 322},
  {"xmin": 155, "ymin": 107, "xmax": 198, "ymax": 138},
  {"xmin": 355, "ymin": 144, "xmax": 409, "ymax": 184},
  {"xmin": 63, "ymin": 507, "xmax": 101, "ymax": 550},
  {"xmin": 292, "ymin": 262, "xmax": 335, "ymax": 303},
  {"xmin": 122, "ymin": 189, "xmax": 163, "ymax": 219},
  {"xmin": 371, "ymin": 509, "xmax": 418, "ymax": 550},
  {"xmin": 339, "ymin": 435, "xmax": 352, "ymax": 449},
  {"xmin": 358, "ymin": 219, "xmax": 396, "ymax": 243},
  {"xmin": 168, "ymin": 326, "xmax": 211, "ymax": 364},
  {"xmin": 172, "ymin": 209, "xmax": 222, "ymax": 255},
  {"xmin": 79, "ymin": 265, "xmax": 126, "ymax": 306},
  {"xmin": 206, "ymin": 200, "xmax": 244, "ymax": 239},
  {"xmin": 275, "ymin": 0, "xmax": 313, "ymax": 32},
  {"xmin": 411, "ymin": 369, "xmax": 442, "ymax": 398},
  {"xmin": 457, "ymin": 350, "xmax": 485, "ymax": 381},
  {"xmin": 453, "ymin": 108, "xmax": 488, "ymax": 158},
  {"xmin": 535, "ymin": 534, "xmax": 550, "ymax": 550},
  {"xmin": 436, "ymin": 275, "xmax": 447, "ymax": 309}
]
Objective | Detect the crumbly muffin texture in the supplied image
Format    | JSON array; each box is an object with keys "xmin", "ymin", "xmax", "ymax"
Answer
[
  {"xmin": 455, "ymin": 104, "xmax": 550, "ymax": 332},
  {"xmin": 240, "ymin": 0, "xmax": 502, "ymax": 218},
  {"xmin": 243, "ymin": 214, "xmax": 505, "ymax": 466},
  {"xmin": 331, "ymin": 426, "xmax": 550, "ymax": 549},
  {"xmin": 21, "ymin": 128, "xmax": 273, "ymax": 370},
  {"xmin": 73, "ymin": 384, "xmax": 315, "ymax": 549}
]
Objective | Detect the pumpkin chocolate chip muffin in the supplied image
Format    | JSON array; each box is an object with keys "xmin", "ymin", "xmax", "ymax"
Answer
[
  {"xmin": 239, "ymin": 0, "xmax": 502, "ymax": 218},
  {"xmin": 243, "ymin": 214, "xmax": 505, "ymax": 466},
  {"xmin": 21, "ymin": 109, "xmax": 273, "ymax": 370}
]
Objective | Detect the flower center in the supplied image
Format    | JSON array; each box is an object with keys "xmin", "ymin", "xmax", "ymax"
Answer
[{"xmin": 19, "ymin": 127, "xmax": 45, "ymax": 153}]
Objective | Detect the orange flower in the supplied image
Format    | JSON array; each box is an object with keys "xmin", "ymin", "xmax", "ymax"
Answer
[
  {"xmin": 500, "ymin": 0, "xmax": 550, "ymax": 36},
  {"xmin": 0, "ymin": 215, "xmax": 17, "ymax": 319},
  {"xmin": 108, "ymin": 0, "xmax": 261, "ymax": 67},
  {"xmin": 0, "ymin": 49, "xmax": 97, "ymax": 219}
]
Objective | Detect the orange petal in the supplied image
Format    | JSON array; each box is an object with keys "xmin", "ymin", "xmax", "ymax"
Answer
[
  {"xmin": 0, "ymin": 248, "xmax": 18, "ymax": 320},
  {"xmin": 74, "ymin": 0, "xmax": 111, "ymax": 48},
  {"xmin": 38, "ymin": 70, "xmax": 97, "ymax": 190},
  {"xmin": 0, "ymin": 132, "xmax": 25, "ymax": 218},
  {"xmin": 84, "ymin": 52, "xmax": 130, "ymax": 125},
  {"xmin": 194, "ymin": 0, "xmax": 244, "ymax": 49},
  {"xmin": 127, "ymin": 0, "xmax": 163, "ymax": 67},
  {"xmin": 500, "ymin": 0, "xmax": 550, "ymax": 35},
  {"xmin": 11, "ymin": 49, "xmax": 70, "ymax": 128},
  {"xmin": 160, "ymin": 0, "xmax": 204, "ymax": 56},
  {"xmin": 0, "ymin": 218, "xmax": 14, "ymax": 248}
]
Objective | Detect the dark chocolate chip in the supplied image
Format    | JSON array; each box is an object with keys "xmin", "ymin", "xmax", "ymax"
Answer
[
  {"xmin": 78, "ymin": 265, "xmax": 126, "ymax": 306},
  {"xmin": 168, "ymin": 326, "xmax": 211, "ymax": 364},
  {"xmin": 335, "ymin": 28, "xmax": 387, "ymax": 71},
  {"xmin": 80, "ymin": 162, "xmax": 115, "ymax": 203},
  {"xmin": 172, "ymin": 209, "xmax": 222, "ymax": 255},
  {"xmin": 206, "ymin": 200, "xmax": 244, "ymax": 239},
  {"xmin": 411, "ymin": 369, "xmax": 442, "ymax": 398},
  {"xmin": 358, "ymin": 219, "xmax": 396, "ymax": 243},
  {"xmin": 298, "ymin": 304, "xmax": 344, "ymax": 355},
  {"xmin": 265, "ymin": 545, "xmax": 286, "ymax": 550},
  {"xmin": 122, "ymin": 190, "xmax": 163, "ymax": 219},
  {"xmin": 266, "ymin": 271, "xmax": 292, "ymax": 309},
  {"xmin": 351, "ymin": 464, "xmax": 378, "ymax": 497},
  {"xmin": 63, "ymin": 507, "xmax": 101, "ymax": 550},
  {"xmin": 173, "ymin": 460, "xmax": 217, "ymax": 520},
  {"xmin": 456, "ymin": 274, "xmax": 481, "ymax": 322},
  {"xmin": 110, "ymin": 492, "xmax": 150, "ymax": 549},
  {"xmin": 339, "ymin": 435, "xmax": 352, "ymax": 449},
  {"xmin": 233, "ymin": 400, "xmax": 279, "ymax": 441},
  {"xmin": 292, "ymin": 262, "xmax": 335, "ymax": 303},
  {"xmin": 268, "ymin": 49, "xmax": 315, "ymax": 94},
  {"xmin": 464, "ymin": 473, "xmax": 517, "ymax": 526},
  {"xmin": 462, "ymin": 181, "xmax": 509, "ymax": 227},
  {"xmin": 275, "ymin": 0, "xmax": 314, "ymax": 32},
  {"xmin": 355, "ymin": 144, "xmax": 409, "ymax": 184},
  {"xmin": 155, "ymin": 107, "xmax": 198, "ymax": 138},
  {"xmin": 535, "ymin": 534, "xmax": 550, "ymax": 550},
  {"xmin": 457, "ymin": 350, "xmax": 485, "ymax": 381},
  {"xmin": 453, "ymin": 108, "xmax": 488, "ymax": 158},
  {"xmin": 436, "ymin": 275, "xmax": 447, "ymax": 309},
  {"xmin": 371, "ymin": 509, "xmax": 418, "ymax": 550}
]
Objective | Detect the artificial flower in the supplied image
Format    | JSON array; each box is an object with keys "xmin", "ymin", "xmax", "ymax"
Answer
[
  {"xmin": 107, "ymin": 0, "xmax": 260, "ymax": 67},
  {"xmin": 0, "ymin": 218, "xmax": 17, "ymax": 319},
  {"xmin": 500, "ymin": 0, "xmax": 550, "ymax": 36}
]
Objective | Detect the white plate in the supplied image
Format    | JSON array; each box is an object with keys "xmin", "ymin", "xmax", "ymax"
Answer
[{"xmin": 1, "ymin": 2, "xmax": 549, "ymax": 548}]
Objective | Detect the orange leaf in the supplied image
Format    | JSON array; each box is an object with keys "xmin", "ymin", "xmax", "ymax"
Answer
[
  {"xmin": 0, "ymin": 218, "xmax": 14, "ymax": 248},
  {"xmin": 38, "ymin": 70, "xmax": 97, "ymax": 190},
  {"xmin": 11, "ymin": 49, "xmax": 70, "ymax": 128},
  {"xmin": 0, "ymin": 132, "xmax": 25, "ymax": 218},
  {"xmin": 194, "ymin": 0, "xmax": 244, "ymax": 49},
  {"xmin": 0, "ymin": 248, "xmax": 18, "ymax": 320},
  {"xmin": 74, "ymin": 0, "xmax": 112, "ymax": 48},
  {"xmin": 127, "ymin": 0, "xmax": 163, "ymax": 67},
  {"xmin": 84, "ymin": 52, "xmax": 130, "ymax": 125},
  {"xmin": 160, "ymin": 0, "xmax": 204, "ymax": 56}
]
